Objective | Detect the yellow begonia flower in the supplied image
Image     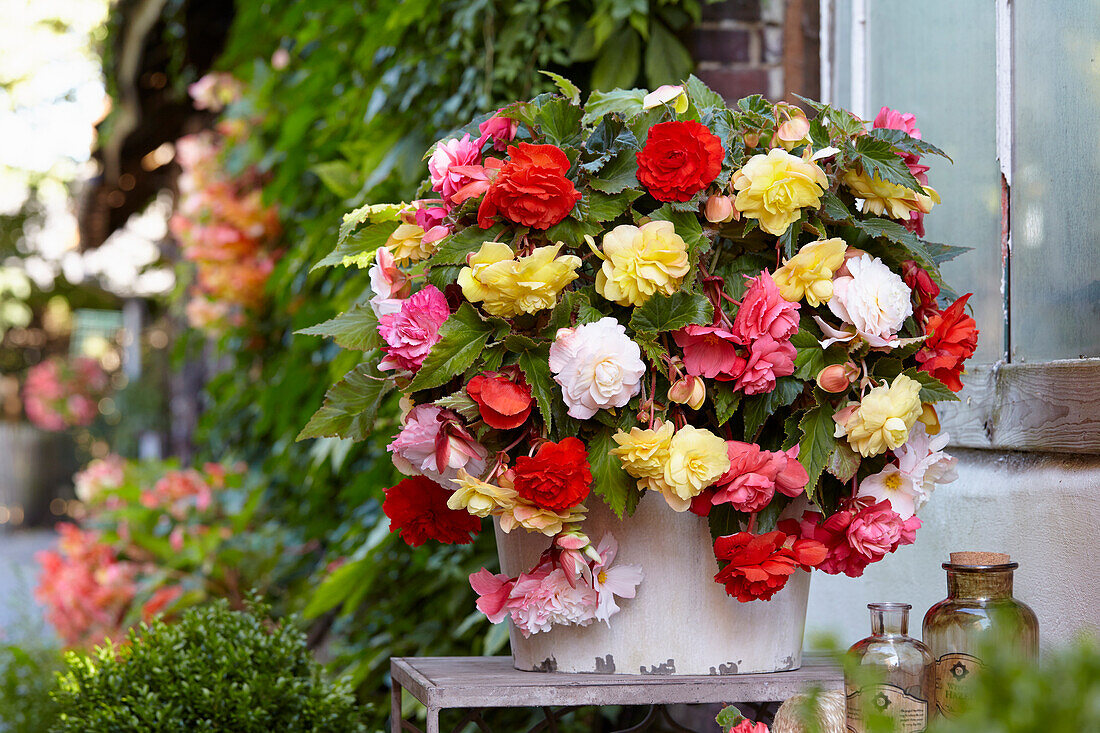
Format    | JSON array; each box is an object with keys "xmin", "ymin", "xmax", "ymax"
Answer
[
  {"xmin": 836, "ymin": 374, "xmax": 924, "ymax": 458},
  {"xmin": 610, "ymin": 421, "xmax": 675, "ymax": 481},
  {"xmin": 386, "ymin": 222, "xmax": 436, "ymax": 264},
  {"xmin": 448, "ymin": 469, "xmax": 518, "ymax": 518},
  {"xmin": 457, "ymin": 242, "xmax": 581, "ymax": 317},
  {"xmin": 731, "ymin": 149, "xmax": 829, "ymax": 236},
  {"xmin": 842, "ymin": 169, "xmax": 940, "ymax": 221},
  {"xmin": 499, "ymin": 502, "xmax": 587, "ymax": 536},
  {"xmin": 592, "ymin": 220, "xmax": 691, "ymax": 307},
  {"xmin": 661, "ymin": 425, "xmax": 731, "ymax": 512},
  {"xmin": 772, "ymin": 238, "xmax": 848, "ymax": 307}
]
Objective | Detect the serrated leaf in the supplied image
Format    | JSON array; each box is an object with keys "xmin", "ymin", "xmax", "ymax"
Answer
[
  {"xmin": 922, "ymin": 240, "xmax": 973, "ymax": 265},
  {"xmin": 582, "ymin": 190, "xmax": 643, "ymax": 222},
  {"xmin": 755, "ymin": 495, "xmax": 792, "ymax": 534},
  {"xmin": 296, "ymin": 304, "xmax": 379, "ymax": 351},
  {"xmin": 634, "ymin": 332, "xmax": 669, "ymax": 367},
  {"xmin": 517, "ymin": 345, "xmax": 556, "ymax": 432},
  {"xmin": 851, "ymin": 217, "xmax": 940, "ymax": 275},
  {"xmin": 527, "ymin": 98, "xmax": 584, "ymax": 148},
  {"xmin": 852, "ymin": 136, "xmax": 926, "ymax": 194},
  {"xmin": 538, "ymin": 70, "xmax": 581, "ymax": 105},
  {"xmin": 434, "ymin": 391, "xmax": 482, "ymax": 422},
  {"xmin": 742, "ymin": 377, "xmax": 805, "ymax": 437},
  {"xmin": 298, "ymin": 362, "xmax": 395, "ymax": 441},
  {"xmin": 589, "ymin": 152, "xmax": 639, "ymax": 194},
  {"xmin": 826, "ymin": 441, "xmax": 861, "ymax": 483},
  {"xmin": 580, "ymin": 117, "xmax": 638, "ymax": 175},
  {"xmin": 865, "ymin": 127, "xmax": 952, "ymax": 162},
  {"xmin": 798, "ymin": 401, "xmax": 839, "ymax": 501},
  {"xmin": 544, "ymin": 216, "xmax": 602, "ymax": 247},
  {"xmin": 684, "ymin": 74, "xmax": 726, "ymax": 110},
  {"xmin": 313, "ymin": 220, "xmax": 399, "ymax": 271},
  {"xmin": 407, "ymin": 304, "xmax": 494, "ymax": 392},
  {"xmin": 716, "ymin": 706, "xmax": 747, "ymax": 731},
  {"xmin": 711, "ymin": 382, "xmax": 741, "ymax": 426},
  {"xmin": 549, "ymin": 289, "xmax": 592, "ymax": 330},
  {"xmin": 903, "ymin": 368, "xmax": 960, "ymax": 403},
  {"xmin": 337, "ymin": 202, "xmax": 402, "ymax": 248},
  {"xmin": 792, "ymin": 328, "xmax": 848, "ymax": 381},
  {"xmin": 588, "ymin": 430, "xmax": 639, "ymax": 519},
  {"xmin": 820, "ymin": 190, "xmax": 852, "ymax": 222},
  {"xmin": 582, "ymin": 88, "xmax": 647, "ymax": 126},
  {"xmin": 426, "ymin": 224, "xmax": 505, "ymax": 267},
  {"xmin": 629, "ymin": 291, "xmax": 712, "ymax": 333}
]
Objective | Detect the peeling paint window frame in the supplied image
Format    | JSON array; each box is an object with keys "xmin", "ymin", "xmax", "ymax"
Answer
[{"xmin": 820, "ymin": 0, "xmax": 1100, "ymax": 455}]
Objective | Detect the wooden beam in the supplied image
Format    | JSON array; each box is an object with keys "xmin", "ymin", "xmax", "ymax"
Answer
[{"xmin": 940, "ymin": 360, "xmax": 1100, "ymax": 454}]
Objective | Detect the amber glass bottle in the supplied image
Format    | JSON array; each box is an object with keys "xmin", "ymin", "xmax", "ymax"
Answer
[
  {"xmin": 846, "ymin": 603, "xmax": 934, "ymax": 733},
  {"xmin": 922, "ymin": 552, "xmax": 1038, "ymax": 718}
]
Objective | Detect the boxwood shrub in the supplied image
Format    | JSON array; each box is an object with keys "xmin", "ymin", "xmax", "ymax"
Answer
[{"xmin": 51, "ymin": 600, "xmax": 367, "ymax": 732}]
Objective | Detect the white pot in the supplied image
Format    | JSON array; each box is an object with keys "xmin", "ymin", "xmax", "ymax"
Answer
[{"xmin": 495, "ymin": 490, "xmax": 810, "ymax": 675}]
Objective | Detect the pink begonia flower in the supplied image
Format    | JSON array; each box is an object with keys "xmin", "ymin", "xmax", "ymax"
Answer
[
  {"xmin": 479, "ymin": 113, "xmax": 519, "ymax": 152},
  {"xmin": 712, "ymin": 441, "xmax": 778, "ymax": 512},
  {"xmin": 555, "ymin": 531, "xmax": 595, "ymax": 585},
  {"xmin": 728, "ymin": 721, "xmax": 770, "ymax": 733},
  {"xmin": 591, "ymin": 534, "xmax": 644, "ymax": 625},
  {"xmin": 508, "ymin": 565, "xmax": 597, "ymax": 637},
  {"xmin": 444, "ymin": 156, "xmax": 505, "ymax": 206},
  {"xmin": 368, "ymin": 247, "xmax": 409, "ymax": 318},
  {"xmin": 846, "ymin": 500, "xmax": 914, "ymax": 561},
  {"xmin": 428, "ymin": 133, "xmax": 488, "ymax": 204},
  {"xmin": 549, "ymin": 318, "xmax": 645, "ymax": 419},
  {"xmin": 387, "ymin": 404, "xmax": 488, "ymax": 488},
  {"xmin": 169, "ymin": 526, "xmax": 185, "ymax": 553},
  {"xmin": 771, "ymin": 445, "xmax": 809, "ymax": 498},
  {"xmin": 673, "ymin": 323, "xmax": 745, "ymax": 380},
  {"xmin": 734, "ymin": 335, "xmax": 796, "ymax": 395},
  {"xmin": 732, "ymin": 271, "xmax": 800, "ymax": 343},
  {"xmin": 377, "ymin": 286, "xmax": 450, "ymax": 373},
  {"xmin": 414, "ymin": 201, "xmax": 451, "ymax": 244},
  {"xmin": 469, "ymin": 568, "xmax": 515, "ymax": 624}
]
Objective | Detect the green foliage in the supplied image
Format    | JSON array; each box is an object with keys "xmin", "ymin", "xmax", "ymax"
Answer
[
  {"xmin": 51, "ymin": 601, "xmax": 367, "ymax": 732},
  {"xmin": 927, "ymin": 636, "xmax": 1100, "ymax": 733},
  {"xmin": 587, "ymin": 428, "xmax": 641, "ymax": 519},
  {"xmin": 0, "ymin": 634, "xmax": 63, "ymax": 732}
]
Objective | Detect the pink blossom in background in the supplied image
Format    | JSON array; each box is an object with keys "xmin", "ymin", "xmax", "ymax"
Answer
[
  {"xmin": 387, "ymin": 404, "xmax": 488, "ymax": 487},
  {"xmin": 74, "ymin": 454, "xmax": 126, "ymax": 504},
  {"xmin": 377, "ymin": 286, "xmax": 450, "ymax": 373},
  {"xmin": 428, "ymin": 134, "xmax": 487, "ymax": 204},
  {"xmin": 141, "ymin": 585, "xmax": 183, "ymax": 621},
  {"xmin": 673, "ymin": 323, "xmax": 745, "ymax": 380},
  {"xmin": 141, "ymin": 469, "xmax": 214, "ymax": 519},
  {"xmin": 732, "ymin": 271, "xmax": 800, "ymax": 343},
  {"xmin": 23, "ymin": 357, "xmax": 109, "ymax": 431},
  {"xmin": 479, "ymin": 113, "xmax": 519, "ymax": 151},
  {"xmin": 35, "ymin": 523, "xmax": 138, "ymax": 647},
  {"xmin": 733, "ymin": 335, "xmax": 796, "ymax": 395}
]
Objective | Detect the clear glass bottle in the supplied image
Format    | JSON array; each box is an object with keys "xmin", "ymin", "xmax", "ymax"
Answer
[
  {"xmin": 846, "ymin": 603, "xmax": 934, "ymax": 733},
  {"xmin": 922, "ymin": 552, "xmax": 1038, "ymax": 718}
]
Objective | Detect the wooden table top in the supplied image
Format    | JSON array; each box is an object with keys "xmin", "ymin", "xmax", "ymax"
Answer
[{"xmin": 391, "ymin": 653, "xmax": 844, "ymax": 708}]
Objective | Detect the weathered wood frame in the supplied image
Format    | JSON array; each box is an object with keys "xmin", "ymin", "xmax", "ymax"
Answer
[
  {"xmin": 822, "ymin": 0, "xmax": 1100, "ymax": 456},
  {"xmin": 390, "ymin": 654, "xmax": 843, "ymax": 733}
]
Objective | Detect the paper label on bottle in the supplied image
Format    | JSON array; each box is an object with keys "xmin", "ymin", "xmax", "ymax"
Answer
[
  {"xmin": 845, "ymin": 684, "xmax": 929, "ymax": 732},
  {"xmin": 934, "ymin": 652, "xmax": 984, "ymax": 718}
]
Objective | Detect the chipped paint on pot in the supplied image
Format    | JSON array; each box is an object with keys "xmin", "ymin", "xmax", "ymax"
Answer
[{"xmin": 495, "ymin": 491, "xmax": 810, "ymax": 675}]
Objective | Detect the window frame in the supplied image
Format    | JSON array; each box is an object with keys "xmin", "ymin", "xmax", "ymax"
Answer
[{"xmin": 818, "ymin": 0, "xmax": 1100, "ymax": 455}]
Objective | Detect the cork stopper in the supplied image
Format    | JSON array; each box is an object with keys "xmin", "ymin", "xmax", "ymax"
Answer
[{"xmin": 950, "ymin": 551, "xmax": 1011, "ymax": 565}]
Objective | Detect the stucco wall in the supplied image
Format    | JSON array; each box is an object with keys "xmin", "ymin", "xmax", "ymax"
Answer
[{"xmin": 805, "ymin": 449, "xmax": 1100, "ymax": 651}]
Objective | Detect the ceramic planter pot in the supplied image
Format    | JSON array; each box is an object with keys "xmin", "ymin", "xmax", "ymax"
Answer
[{"xmin": 494, "ymin": 491, "xmax": 810, "ymax": 675}]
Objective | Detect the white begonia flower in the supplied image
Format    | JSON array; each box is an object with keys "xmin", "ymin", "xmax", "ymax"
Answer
[
  {"xmin": 894, "ymin": 422, "xmax": 958, "ymax": 512},
  {"xmin": 548, "ymin": 318, "xmax": 645, "ymax": 420},
  {"xmin": 857, "ymin": 464, "xmax": 921, "ymax": 519},
  {"xmin": 367, "ymin": 246, "xmax": 405, "ymax": 318},
  {"xmin": 826, "ymin": 254, "xmax": 913, "ymax": 347}
]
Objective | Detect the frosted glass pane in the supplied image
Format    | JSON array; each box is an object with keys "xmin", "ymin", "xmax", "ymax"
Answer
[
  {"xmin": 866, "ymin": 0, "xmax": 1002, "ymax": 364},
  {"xmin": 1012, "ymin": 0, "xmax": 1100, "ymax": 361},
  {"xmin": 830, "ymin": 0, "xmax": 852, "ymax": 108}
]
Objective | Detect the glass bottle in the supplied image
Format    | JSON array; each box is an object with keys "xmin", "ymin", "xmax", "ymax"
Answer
[
  {"xmin": 845, "ymin": 603, "xmax": 934, "ymax": 733},
  {"xmin": 923, "ymin": 552, "xmax": 1038, "ymax": 718}
]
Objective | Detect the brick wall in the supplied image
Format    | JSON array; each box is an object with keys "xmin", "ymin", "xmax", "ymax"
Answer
[{"xmin": 693, "ymin": 0, "xmax": 820, "ymax": 104}]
